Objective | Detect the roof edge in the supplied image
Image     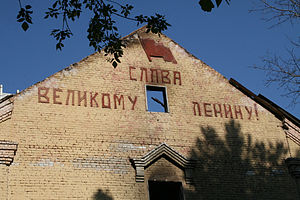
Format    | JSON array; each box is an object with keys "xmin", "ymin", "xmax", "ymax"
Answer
[{"xmin": 229, "ymin": 78, "xmax": 299, "ymax": 127}]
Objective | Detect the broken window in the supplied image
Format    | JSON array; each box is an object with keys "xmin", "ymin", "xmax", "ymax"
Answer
[
  {"xmin": 146, "ymin": 85, "xmax": 168, "ymax": 113},
  {"xmin": 148, "ymin": 181, "xmax": 184, "ymax": 200}
]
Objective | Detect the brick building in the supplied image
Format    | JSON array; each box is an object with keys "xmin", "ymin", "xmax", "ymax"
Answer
[{"xmin": 1, "ymin": 27, "xmax": 300, "ymax": 199}]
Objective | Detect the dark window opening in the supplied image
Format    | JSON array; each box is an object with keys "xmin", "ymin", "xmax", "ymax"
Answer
[
  {"xmin": 146, "ymin": 85, "xmax": 168, "ymax": 113},
  {"xmin": 148, "ymin": 181, "xmax": 184, "ymax": 200}
]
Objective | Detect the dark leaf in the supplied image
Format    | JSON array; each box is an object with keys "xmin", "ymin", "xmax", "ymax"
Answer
[
  {"xmin": 56, "ymin": 43, "xmax": 61, "ymax": 50},
  {"xmin": 56, "ymin": 42, "xmax": 64, "ymax": 50},
  {"xmin": 17, "ymin": 18, "xmax": 24, "ymax": 22},
  {"xmin": 199, "ymin": 0, "xmax": 215, "ymax": 12},
  {"xmin": 25, "ymin": 15, "xmax": 32, "ymax": 24},
  {"xmin": 53, "ymin": 1, "xmax": 58, "ymax": 8},
  {"xmin": 115, "ymin": 57, "xmax": 121, "ymax": 63},
  {"xmin": 25, "ymin": 5, "xmax": 32, "ymax": 9},
  {"xmin": 21, "ymin": 22, "xmax": 29, "ymax": 31},
  {"xmin": 215, "ymin": 0, "xmax": 222, "ymax": 7},
  {"xmin": 112, "ymin": 61, "xmax": 117, "ymax": 68}
]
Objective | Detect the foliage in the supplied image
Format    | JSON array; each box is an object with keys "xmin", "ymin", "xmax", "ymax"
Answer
[
  {"xmin": 16, "ymin": 0, "xmax": 229, "ymax": 67},
  {"xmin": 17, "ymin": 0, "xmax": 33, "ymax": 32},
  {"xmin": 17, "ymin": 0, "xmax": 170, "ymax": 67},
  {"xmin": 199, "ymin": 0, "xmax": 231, "ymax": 12},
  {"xmin": 251, "ymin": 0, "xmax": 300, "ymax": 105}
]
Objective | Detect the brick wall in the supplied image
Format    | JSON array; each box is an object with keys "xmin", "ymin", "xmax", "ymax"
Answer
[{"xmin": 0, "ymin": 27, "xmax": 299, "ymax": 199}]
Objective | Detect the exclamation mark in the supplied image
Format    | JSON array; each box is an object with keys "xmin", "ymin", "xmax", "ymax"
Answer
[{"xmin": 254, "ymin": 103, "xmax": 259, "ymax": 120}]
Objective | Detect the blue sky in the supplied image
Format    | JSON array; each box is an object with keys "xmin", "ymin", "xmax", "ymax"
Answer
[{"xmin": 0, "ymin": 1, "xmax": 299, "ymax": 117}]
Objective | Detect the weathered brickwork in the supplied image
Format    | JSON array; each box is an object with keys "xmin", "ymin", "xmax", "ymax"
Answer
[{"xmin": 0, "ymin": 27, "xmax": 299, "ymax": 199}]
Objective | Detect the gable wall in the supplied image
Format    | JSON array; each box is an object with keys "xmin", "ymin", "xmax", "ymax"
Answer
[{"xmin": 0, "ymin": 29, "xmax": 298, "ymax": 199}]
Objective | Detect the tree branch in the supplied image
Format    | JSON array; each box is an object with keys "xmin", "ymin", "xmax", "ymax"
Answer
[
  {"xmin": 250, "ymin": 0, "xmax": 300, "ymax": 27},
  {"xmin": 18, "ymin": 0, "xmax": 22, "ymax": 8}
]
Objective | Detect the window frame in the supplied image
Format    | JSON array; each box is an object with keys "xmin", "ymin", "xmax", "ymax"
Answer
[{"xmin": 145, "ymin": 85, "xmax": 169, "ymax": 113}]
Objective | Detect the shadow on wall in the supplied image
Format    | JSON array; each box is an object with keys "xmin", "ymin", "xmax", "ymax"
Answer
[
  {"xmin": 93, "ymin": 189, "xmax": 113, "ymax": 200},
  {"xmin": 186, "ymin": 120, "xmax": 298, "ymax": 200}
]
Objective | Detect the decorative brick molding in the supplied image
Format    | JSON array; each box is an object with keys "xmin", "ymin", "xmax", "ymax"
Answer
[
  {"xmin": 130, "ymin": 143, "xmax": 195, "ymax": 183},
  {"xmin": 0, "ymin": 140, "xmax": 18, "ymax": 166},
  {"xmin": 283, "ymin": 119, "xmax": 300, "ymax": 146},
  {"xmin": 0, "ymin": 96, "xmax": 14, "ymax": 123},
  {"xmin": 285, "ymin": 158, "xmax": 300, "ymax": 179},
  {"xmin": 285, "ymin": 157, "xmax": 300, "ymax": 198}
]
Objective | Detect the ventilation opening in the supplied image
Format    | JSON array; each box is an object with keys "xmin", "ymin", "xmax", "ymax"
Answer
[
  {"xmin": 148, "ymin": 181, "xmax": 184, "ymax": 200},
  {"xmin": 146, "ymin": 85, "xmax": 168, "ymax": 113}
]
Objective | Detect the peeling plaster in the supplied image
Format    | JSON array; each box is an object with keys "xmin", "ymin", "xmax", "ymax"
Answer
[
  {"xmin": 29, "ymin": 158, "xmax": 65, "ymax": 167},
  {"xmin": 256, "ymin": 103, "xmax": 267, "ymax": 112},
  {"xmin": 109, "ymin": 143, "xmax": 146, "ymax": 153},
  {"xmin": 168, "ymin": 42, "xmax": 189, "ymax": 58},
  {"xmin": 116, "ymin": 143, "xmax": 146, "ymax": 152},
  {"xmin": 15, "ymin": 63, "xmax": 81, "ymax": 101},
  {"xmin": 11, "ymin": 162, "xmax": 19, "ymax": 166},
  {"xmin": 239, "ymin": 97, "xmax": 256, "ymax": 107},
  {"xmin": 16, "ymin": 85, "xmax": 38, "ymax": 100},
  {"xmin": 42, "ymin": 77, "xmax": 61, "ymax": 88},
  {"xmin": 30, "ymin": 159, "xmax": 54, "ymax": 167},
  {"xmin": 131, "ymin": 33, "xmax": 139, "ymax": 39},
  {"xmin": 198, "ymin": 67, "xmax": 228, "ymax": 87},
  {"xmin": 72, "ymin": 157, "xmax": 129, "ymax": 174},
  {"xmin": 60, "ymin": 66, "xmax": 79, "ymax": 78},
  {"xmin": 239, "ymin": 97, "xmax": 267, "ymax": 112},
  {"xmin": 231, "ymin": 86, "xmax": 240, "ymax": 92},
  {"xmin": 16, "ymin": 76, "xmax": 61, "ymax": 101}
]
